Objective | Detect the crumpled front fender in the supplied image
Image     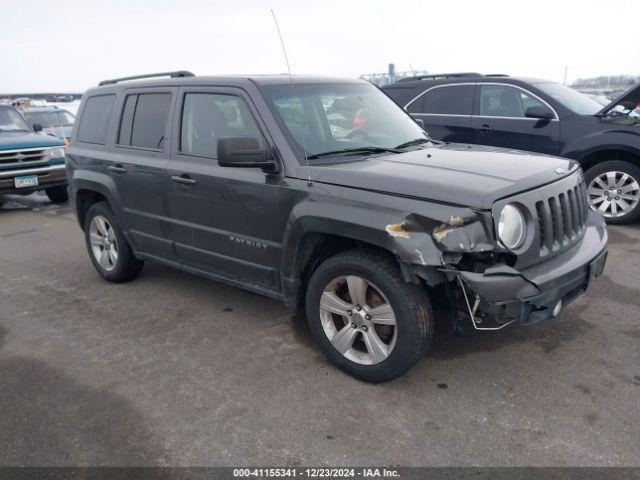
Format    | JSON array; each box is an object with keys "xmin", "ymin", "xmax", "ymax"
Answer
[{"xmin": 385, "ymin": 210, "xmax": 497, "ymax": 266}]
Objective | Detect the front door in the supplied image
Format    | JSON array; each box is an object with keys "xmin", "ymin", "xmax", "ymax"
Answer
[
  {"xmin": 471, "ymin": 84, "xmax": 561, "ymax": 155},
  {"xmin": 166, "ymin": 87, "xmax": 291, "ymax": 293}
]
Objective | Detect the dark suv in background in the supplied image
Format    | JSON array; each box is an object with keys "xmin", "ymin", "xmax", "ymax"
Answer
[
  {"xmin": 383, "ymin": 73, "xmax": 640, "ymax": 224},
  {"xmin": 67, "ymin": 71, "xmax": 607, "ymax": 382}
]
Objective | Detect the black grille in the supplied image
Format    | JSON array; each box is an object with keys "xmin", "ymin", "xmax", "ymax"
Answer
[{"xmin": 535, "ymin": 178, "xmax": 588, "ymax": 257}]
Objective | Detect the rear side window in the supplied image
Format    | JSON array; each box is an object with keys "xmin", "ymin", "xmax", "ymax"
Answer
[
  {"xmin": 118, "ymin": 93, "xmax": 171, "ymax": 150},
  {"xmin": 180, "ymin": 93, "xmax": 264, "ymax": 158},
  {"xmin": 409, "ymin": 85, "xmax": 474, "ymax": 115},
  {"xmin": 77, "ymin": 95, "xmax": 115, "ymax": 144}
]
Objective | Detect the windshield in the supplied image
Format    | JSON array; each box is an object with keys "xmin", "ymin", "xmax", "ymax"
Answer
[
  {"xmin": 26, "ymin": 110, "xmax": 75, "ymax": 127},
  {"xmin": 535, "ymin": 82, "xmax": 603, "ymax": 116},
  {"xmin": 0, "ymin": 106, "xmax": 30, "ymax": 131},
  {"xmin": 263, "ymin": 82, "xmax": 429, "ymax": 161}
]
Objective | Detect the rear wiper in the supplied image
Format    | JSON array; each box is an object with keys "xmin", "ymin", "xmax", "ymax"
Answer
[
  {"xmin": 307, "ymin": 146, "xmax": 402, "ymax": 160},
  {"xmin": 395, "ymin": 138, "xmax": 432, "ymax": 149}
]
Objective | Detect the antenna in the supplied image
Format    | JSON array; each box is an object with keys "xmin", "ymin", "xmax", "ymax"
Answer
[{"xmin": 271, "ymin": 9, "xmax": 312, "ymax": 186}]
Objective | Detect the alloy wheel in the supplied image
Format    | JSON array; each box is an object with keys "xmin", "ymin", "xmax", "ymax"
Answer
[
  {"xmin": 587, "ymin": 170, "xmax": 640, "ymax": 218},
  {"xmin": 89, "ymin": 215, "xmax": 118, "ymax": 271},
  {"xmin": 319, "ymin": 275, "xmax": 397, "ymax": 365}
]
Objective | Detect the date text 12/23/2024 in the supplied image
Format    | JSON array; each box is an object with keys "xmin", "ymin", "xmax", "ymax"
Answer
[{"xmin": 233, "ymin": 468, "xmax": 400, "ymax": 478}]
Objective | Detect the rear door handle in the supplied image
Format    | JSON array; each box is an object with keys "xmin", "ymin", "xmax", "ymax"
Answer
[
  {"xmin": 480, "ymin": 124, "xmax": 493, "ymax": 133},
  {"xmin": 108, "ymin": 164, "xmax": 127, "ymax": 174},
  {"xmin": 171, "ymin": 174, "xmax": 197, "ymax": 186}
]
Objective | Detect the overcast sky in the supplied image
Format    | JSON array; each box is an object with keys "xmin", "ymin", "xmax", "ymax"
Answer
[{"xmin": 1, "ymin": 0, "xmax": 638, "ymax": 92}]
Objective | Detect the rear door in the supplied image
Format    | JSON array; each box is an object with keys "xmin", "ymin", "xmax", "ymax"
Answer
[
  {"xmin": 108, "ymin": 88, "xmax": 177, "ymax": 261},
  {"xmin": 406, "ymin": 84, "xmax": 475, "ymax": 143},
  {"xmin": 166, "ymin": 86, "xmax": 289, "ymax": 292},
  {"xmin": 471, "ymin": 83, "xmax": 561, "ymax": 155}
]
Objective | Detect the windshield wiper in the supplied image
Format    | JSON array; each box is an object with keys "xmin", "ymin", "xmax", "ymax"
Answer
[
  {"xmin": 307, "ymin": 146, "xmax": 402, "ymax": 160},
  {"xmin": 395, "ymin": 138, "xmax": 432, "ymax": 149}
]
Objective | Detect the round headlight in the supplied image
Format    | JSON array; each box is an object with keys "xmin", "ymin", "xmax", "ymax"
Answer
[{"xmin": 498, "ymin": 204, "xmax": 526, "ymax": 249}]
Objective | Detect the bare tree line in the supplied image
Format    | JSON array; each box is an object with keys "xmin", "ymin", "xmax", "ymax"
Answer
[{"xmin": 571, "ymin": 75, "xmax": 640, "ymax": 88}]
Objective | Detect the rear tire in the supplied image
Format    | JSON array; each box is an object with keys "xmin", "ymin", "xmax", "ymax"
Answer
[
  {"xmin": 584, "ymin": 160, "xmax": 640, "ymax": 224},
  {"xmin": 305, "ymin": 250, "xmax": 433, "ymax": 383},
  {"xmin": 45, "ymin": 186, "xmax": 69, "ymax": 204},
  {"xmin": 84, "ymin": 202, "xmax": 144, "ymax": 283}
]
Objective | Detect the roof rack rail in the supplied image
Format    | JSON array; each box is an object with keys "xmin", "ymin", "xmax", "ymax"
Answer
[
  {"xmin": 485, "ymin": 73, "xmax": 510, "ymax": 77},
  {"xmin": 98, "ymin": 71, "xmax": 195, "ymax": 86},
  {"xmin": 397, "ymin": 72, "xmax": 483, "ymax": 83}
]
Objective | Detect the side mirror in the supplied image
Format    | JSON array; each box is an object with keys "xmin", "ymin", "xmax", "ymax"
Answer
[
  {"xmin": 33, "ymin": 123, "xmax": 43, "ymax": 132},
  {"xmin": 525, "ymin": 106, "xmax": 554, "ymax": 120},
  {"xmin": 217, "ymin": 136, "xmax": 277, "ymax": 172}
]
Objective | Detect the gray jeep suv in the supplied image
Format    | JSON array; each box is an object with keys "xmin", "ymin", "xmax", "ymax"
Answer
[{"xmin": 67, "ymin": 71, "xmax": 608, "ymax": 382}]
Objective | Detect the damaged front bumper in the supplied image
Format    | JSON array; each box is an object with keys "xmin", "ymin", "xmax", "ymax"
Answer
[{"xmin": 447, "ymin": 211, "xmax": 608, "ymax": 329}]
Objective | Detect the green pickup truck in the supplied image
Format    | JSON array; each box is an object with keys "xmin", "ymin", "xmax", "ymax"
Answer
[{"xmin": 0, "ymin": 103, "xmax": 68, "ymax": 203}]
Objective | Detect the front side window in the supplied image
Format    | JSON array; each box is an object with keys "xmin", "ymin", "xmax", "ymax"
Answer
[
  {"xmin": 180, "ymin": 93, "xmax": 264, "ymax": 158},
  {"xmin": 479, "ymin": 85, "xmax": 552, "ymax": 118},
  {"xmin": 263, "ymin": 82, "xmax": 429, "ymax": 161},
  {"xmin": 411, "ymin": 85, "xmax": 474, "ymax": 115},
  {"xmin": 78, "ymin": 95, "xmax": 115, "ymax": 144},
  {"xmin": 118, "ymin": 93, "xmax": 171, "ymax": 149},
  {"xmin": 0, "ymin": 106, "xmax": 30, "ymax": 132}
]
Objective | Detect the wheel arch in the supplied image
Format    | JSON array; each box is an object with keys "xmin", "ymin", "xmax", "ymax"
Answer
[
  {"xmin": 279, "ymin": 207, "xmax": 452, "ymax": 308},
  {"xmin": 75, "ymin": 189, "xmax": 109, "ymax": 230},
  {"xmin": 578, "ymin": 147, "xmax": 640, "ymax": 172},
  {"xmin": 71, "ymin": 171, "xmax": 122, "ymax": 230},
  {"xmin": 289, "ymin": 230, "xmax": 406, "ymax": 306}
]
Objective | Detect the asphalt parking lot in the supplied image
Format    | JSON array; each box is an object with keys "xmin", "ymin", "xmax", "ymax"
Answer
[{"xmin": 1, "ymin": 193, "xmax": 639, "ymax": 467}]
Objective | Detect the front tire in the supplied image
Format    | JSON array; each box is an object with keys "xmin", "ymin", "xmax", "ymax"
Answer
[
  {"xmin": 45, "ymin": 186, "xmax": 69, "ymax": 204},
  {"xmin": 305, "ymin": 250, "xmax": 433, "ymax": 383},
  {"xmin": 584, "ymin": 160, "xmax": 640, "ymax": 224},
  {"xmin": 84, "ymin": 202, "xmax": 144, "ymax": 283}
]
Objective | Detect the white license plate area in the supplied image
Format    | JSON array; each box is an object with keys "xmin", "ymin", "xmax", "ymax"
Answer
[{"xmin": 14, "ymin": 175, "xmax": 39, "ymax": 188}]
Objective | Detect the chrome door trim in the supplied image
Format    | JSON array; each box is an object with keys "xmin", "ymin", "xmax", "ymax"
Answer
[
  {"xmin": 411, "ymin": 113, "xmax": 471, "ymax": 118},
  {"xmin": 404, "ymin": 82, "xmax": 559, "ymax": 121}
]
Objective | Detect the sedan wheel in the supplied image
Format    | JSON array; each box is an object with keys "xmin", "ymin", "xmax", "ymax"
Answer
[
  {"xmin": 89, "ymin": 215, "xmax": 118, "ymax": 271},
  {"xmin": 587, "ymin": 170, "xmax": 640, "ymax": 219},
  {"xmin": 319, "ymin": 275, "xmax": 397, "ymax": 365}
]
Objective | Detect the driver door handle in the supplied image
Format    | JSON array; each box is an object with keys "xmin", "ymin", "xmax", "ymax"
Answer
[
  {"xmin": 171, "ymin": 174, "xmax": 197, "ymax": 186},
  {"xmin": 480, "ymin": 124, "xmax": 493, "ymax": 133},
  {"xmin": 108, "ymin": 164, "xmax": 127, "ymax": 174}
]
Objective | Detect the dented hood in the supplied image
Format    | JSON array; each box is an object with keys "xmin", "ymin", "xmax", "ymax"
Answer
[{"xmin": 309, "ymin": 143, "xmax": 579, "ymax": 209}]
